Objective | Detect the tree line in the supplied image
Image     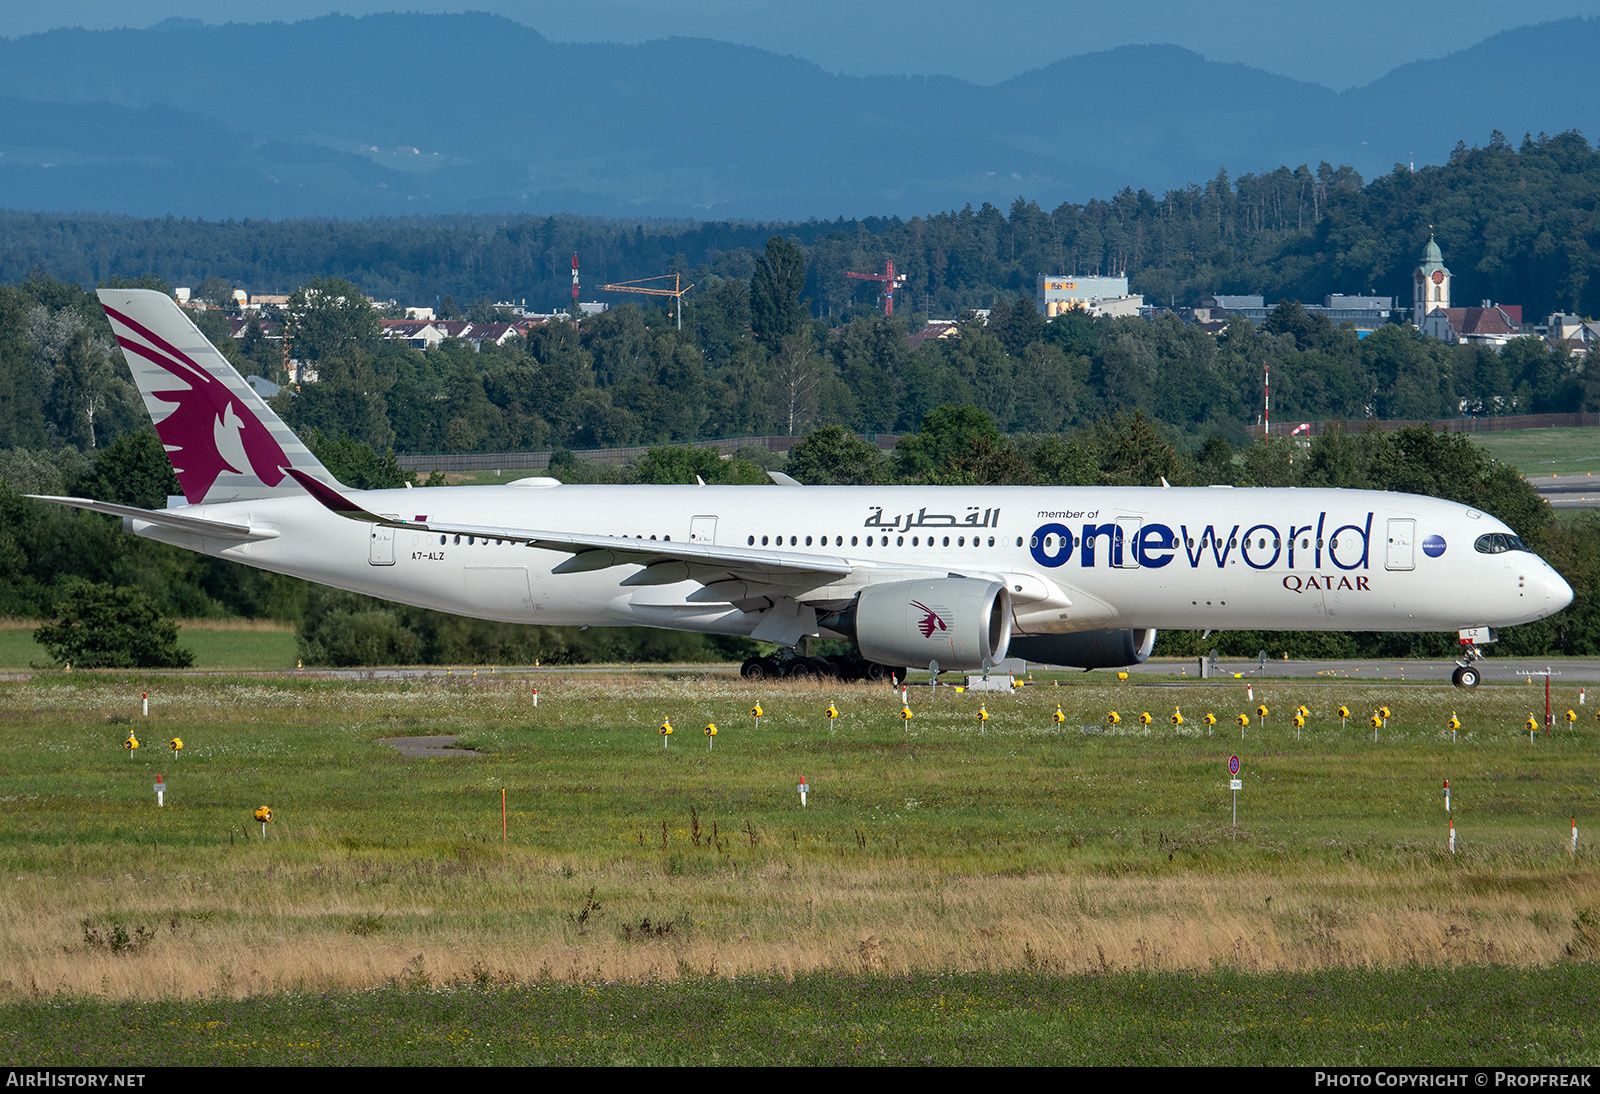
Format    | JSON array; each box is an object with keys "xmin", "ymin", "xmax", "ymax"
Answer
[{"xmin": 6, "ymin": 130, "xmax": 1600, "ymax": 322}]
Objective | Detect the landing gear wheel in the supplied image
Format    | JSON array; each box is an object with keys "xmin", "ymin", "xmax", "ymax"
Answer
[
  {"xmin": 1452, "ymin": 665, "xmax": 1481, "ymax": 689},
  {"xmin": 741, "ymin": 657, "xmax": 777, "ymax": 680}
]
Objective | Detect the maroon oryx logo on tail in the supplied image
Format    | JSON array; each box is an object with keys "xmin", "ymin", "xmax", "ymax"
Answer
[
  {"xmin": 910, "ymin": 599, "xmax": 947, "ymax": 639},
  {"xmin": 102, "ymin": 302, "xmax": 291, "ymax": 504}
]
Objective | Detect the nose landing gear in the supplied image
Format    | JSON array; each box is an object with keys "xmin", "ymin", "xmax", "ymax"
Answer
[{"xmin": 1452, "ymin": 628, "xmax": 1494, "ymax": 688}]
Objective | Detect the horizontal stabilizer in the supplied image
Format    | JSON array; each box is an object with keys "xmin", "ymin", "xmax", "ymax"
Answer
[{"xmin": 26, "ymin": 496, "xmax": 280, "ymax": 541}]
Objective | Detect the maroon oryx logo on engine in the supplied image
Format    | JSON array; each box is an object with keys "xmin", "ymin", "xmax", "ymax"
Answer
[{"xmin": 910, "ymin": 599, "xmax": 947, "ymax": 639}]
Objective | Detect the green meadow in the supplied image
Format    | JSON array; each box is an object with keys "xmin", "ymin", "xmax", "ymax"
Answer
[
  {"xmin": 1467, "ymin": 426, "xmax": 1600, "ymax": 476},
  {"xmin": 0, "ymin": 619, "xmax": 299, "ymax": 672},
  {"xmin": 0, "ymin": 671, "xmax": 1597, "ymax": 1064}
]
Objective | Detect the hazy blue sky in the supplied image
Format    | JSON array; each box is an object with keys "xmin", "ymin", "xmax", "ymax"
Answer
[{"xmin": 12, "ymin": 1, "xmax": 1596, "ymax": 90}]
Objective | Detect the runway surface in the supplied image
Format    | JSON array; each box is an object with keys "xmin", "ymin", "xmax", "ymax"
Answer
[
  {"xmin": 1111, "ymin": 656, "xmax": 1600, "ymax": 686},
  {"xmin": 1532, "ymin": 473, "xmax": 1600, "ymax": 509}
]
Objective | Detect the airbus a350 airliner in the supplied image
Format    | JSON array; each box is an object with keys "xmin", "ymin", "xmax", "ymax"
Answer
[{"xmin": 30, "ymin": 290, "xmax": 1574, "ymax": 686}]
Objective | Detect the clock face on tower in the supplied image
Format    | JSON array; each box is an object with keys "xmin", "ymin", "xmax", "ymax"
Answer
[{"xmin": 1432, "ymin": 269, "xmax": 1446, "ymax": 285}]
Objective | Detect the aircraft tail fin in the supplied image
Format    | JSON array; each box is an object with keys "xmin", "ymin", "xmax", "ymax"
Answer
[{"xmin": 97, "ymin": 288, "xmax": 339, "ymax": 505}]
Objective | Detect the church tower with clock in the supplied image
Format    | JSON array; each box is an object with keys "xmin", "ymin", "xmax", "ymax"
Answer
[{"xmin": 1413, "ymin": 233, "xmax": 1451, "ymax": 323}]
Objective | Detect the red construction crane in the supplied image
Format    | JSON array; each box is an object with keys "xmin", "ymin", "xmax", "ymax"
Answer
[{"xmin": 845, "ymin": 259, "xmax": 907, "ymax": 316}]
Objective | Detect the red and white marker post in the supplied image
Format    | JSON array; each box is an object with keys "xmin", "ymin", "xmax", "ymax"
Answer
[
  {"xmin": 798, "ymin": 777, "xmax": 808, "ymax": 807},
  {"xmin": 1445, "ymin": 780, "xmax": 1454, "ymax": 853},
  {"xmin": 142, "ymin": 692, "xmax": 148, "ymax": 717},
  {"xmin": 154, "ymin": 774, "xmax": 164, "ymax": 808}
]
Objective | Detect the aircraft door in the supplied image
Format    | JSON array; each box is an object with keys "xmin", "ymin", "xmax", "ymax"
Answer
[
  {"xmin": 1385, "ymin": 519, "xmax": 1416, "ymax": 571},
  {"xmin": 1114, "ymin": 517, "xmax": 1141, "ymax": 568},
  {"xmin": 690, "ymin": 515, "xmax": 718, "ymax": 545},
  {"xmin": 369, "ymin": 517, "xmax": 397, "ymax": 566}
]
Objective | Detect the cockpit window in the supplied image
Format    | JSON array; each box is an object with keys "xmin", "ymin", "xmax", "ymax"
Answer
[{"xmin": 1474, "ymin": 532, "xmax": 1530, "ymax": 554}]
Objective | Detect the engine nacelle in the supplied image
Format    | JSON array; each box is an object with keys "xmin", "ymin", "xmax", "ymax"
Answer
[
  {"xmin": 1009, "ymin": 628, "xmax": 1157, "ymax": 669},
  {"xmin": 854, "ymin": 578, "xmax": 1012, "ymax": 671}
]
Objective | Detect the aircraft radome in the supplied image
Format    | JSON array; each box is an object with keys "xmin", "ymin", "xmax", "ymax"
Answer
[{"xmin": 30, "ymin": 290, "xmax": 1574, "ymax": 687}]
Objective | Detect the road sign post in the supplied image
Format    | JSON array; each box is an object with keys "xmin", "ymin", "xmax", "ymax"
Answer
[{"xmin": 1229, "ymin": 755, "xmax": 1242, "ymax": 836}]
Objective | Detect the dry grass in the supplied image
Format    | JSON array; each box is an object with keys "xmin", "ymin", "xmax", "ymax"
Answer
[
  {"xmin": 173, "ymin": 618, "xmax": 296, "ymax": 632},
  {"xmin": 2, "ymin": 857, "xmax": 1596, "ymax": 998}
]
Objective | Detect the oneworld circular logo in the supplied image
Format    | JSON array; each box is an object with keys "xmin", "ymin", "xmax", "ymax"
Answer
[{"xmin": 1422, "ymin": 535, "xmax": 1447, "ymax": 558}]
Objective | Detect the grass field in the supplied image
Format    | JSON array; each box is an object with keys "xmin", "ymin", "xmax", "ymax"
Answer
[
  {"xmin": 2, "ymin": 965, "xmax": 1593, "ymax": 1065},
  {"xmin": 0, "ymin": 619, "xmax": 299, "ymax": 672},
  {"xmin": 0, "ymin": 671, "xmax": 1597, "ymax": 1063},
  {"xmin": 1462, "ymin": 426, "xmax": 1600, "ymax": 476},
  {"xmin": 405, "ymin": 427, "xmax": 1600, "ymax": 485}
]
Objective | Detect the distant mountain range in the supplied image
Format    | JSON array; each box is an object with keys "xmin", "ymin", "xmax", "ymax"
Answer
[{"xmin": 0, "ymin": 12, "xmax": 1596, "ymax": 221}]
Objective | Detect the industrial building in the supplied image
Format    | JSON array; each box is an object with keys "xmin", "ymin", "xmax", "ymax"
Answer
[{"xmin": 1035, "ymin": 275, "xmax": 1145, "ymax": 318}]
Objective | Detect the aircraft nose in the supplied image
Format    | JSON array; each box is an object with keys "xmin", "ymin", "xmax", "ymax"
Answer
[{"xmin": 1546, "ymin": 568, "xmax": 1575, "ymax": 614}]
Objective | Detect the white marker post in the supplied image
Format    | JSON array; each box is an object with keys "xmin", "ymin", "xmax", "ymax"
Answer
[
  {"xmin": 1573, "ymin": 817, "xmax": 1579, "ymax": 858},
  {"xmin": 1246, "ymin": 684, "xmax": 1254, "ymax": 702},
  {"xmin": 1444, "ymin": 779, "xmax": 1450, "ymax": 815},
  {"xmin": 798, "ymin": 777, "xmax": 808, "ymax": 807},
  {"xmin": 531, "ymin": 688, "xmax": 538, "ymax": 708},
  {"xmin": 154, "ymin": 774, "xmax": 164, "ymax": 808},
  {"xmin": 1449, "ymin": 816, "xmax": 1456, "ymax": 855},
  {"xmin": 142, "ymin": 692, "xmax": 148, "ymax": 718}
]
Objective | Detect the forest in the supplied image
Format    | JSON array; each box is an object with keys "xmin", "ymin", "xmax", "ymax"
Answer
[{"xmin": 6, "ymin": 130, "xmax": 1600, "ymax": 321}]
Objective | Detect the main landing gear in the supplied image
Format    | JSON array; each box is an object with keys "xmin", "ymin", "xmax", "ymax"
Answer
[{"xmin": 740, "ymin": 652, "xmax": 904, "ymax": 683}]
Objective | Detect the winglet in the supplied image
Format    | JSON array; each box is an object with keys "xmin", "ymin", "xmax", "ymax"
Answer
[
  {"xmin": 285, "ymin": 467, "xmax": 392, "ymax": 524},
  {"xmin": 768, "ymin": 471, "xmax": 803, "ymax": 486}
]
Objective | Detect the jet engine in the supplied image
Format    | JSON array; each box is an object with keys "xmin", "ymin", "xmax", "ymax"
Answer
[
  {"xmin": 851, "ymin": 578, "xmax": 1012, "ymax": 671},
  {"xmin": 1008, "ymin": 628, "xmax": 1157, "ymax": 669}
]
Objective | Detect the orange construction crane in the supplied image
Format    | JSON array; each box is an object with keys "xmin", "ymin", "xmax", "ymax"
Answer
[{"xmin": 601, "ymin": 273, "xmax": 695, "ymax": 330}]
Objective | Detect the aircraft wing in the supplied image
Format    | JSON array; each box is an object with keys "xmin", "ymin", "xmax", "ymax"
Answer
[
  {"xmin": 25, "ymin": 495, "xmax": 282, "ymax": 541},
  {"xmin": 285, "ymin": 469, "xmax": 854, "ymax": 583}
]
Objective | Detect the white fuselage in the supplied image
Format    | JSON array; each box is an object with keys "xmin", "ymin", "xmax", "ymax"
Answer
[{"xmin": 125, "ymin": 482, "xmax": 1572, "ymax": 641}]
